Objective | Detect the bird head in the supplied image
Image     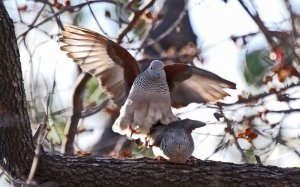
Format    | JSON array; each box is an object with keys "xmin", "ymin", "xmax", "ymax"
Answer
[
  {"xmin": 160, "ymin": 128, "xmax": 194, "ymax": 163},
  {"xmin": 147, "ymin": 60, "xmax": 166, "ymax": 81},
  {"xmin": 163, "ymin": 128, "xmax": 193, "ymax": 152},
  {"xmin": 170, "ymin": 129, "xmax": 188, "ymax": 147}
]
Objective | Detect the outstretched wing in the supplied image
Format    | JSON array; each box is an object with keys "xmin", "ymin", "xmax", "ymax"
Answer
[
  {"xmin": 60, "ymin": 25, "xmax": 140, "ymax": 107},
  {"xmin": 164, "ymin": 64, "xmax": 236, "ymax": 108}
]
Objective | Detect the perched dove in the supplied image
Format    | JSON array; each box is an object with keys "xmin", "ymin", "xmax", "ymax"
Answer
[
  {"xmin": 112, "ymin": 60, "xmax": 178, "ymax": 141},
  {"xmin": 147, "ymin": 119, "xmax": 206, "ymax": 163},
  {"xmin": 60, "ymin": 25, "xmax": 236, "ymax": 140}
]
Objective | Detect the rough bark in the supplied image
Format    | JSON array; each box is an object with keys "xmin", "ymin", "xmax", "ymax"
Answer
[
  {"xmin": 36, "ymin": 153, "xmax": 300, "ymax": 187},
  {"xmin": 1, "ymin": 2, "xmax": 300, "ymax": 187},
  {"xmin": 0, "ymin": 1, "xmax": 34, "ymax": 179}
]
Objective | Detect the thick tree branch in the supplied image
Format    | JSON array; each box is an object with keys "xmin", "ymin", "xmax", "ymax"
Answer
[
  {"xmin": 0, "ymin": 1, "xmax": 34, "ymax": 178},
  {"xmin": 35, "ymin": 153, "xmax": 300, "ymax": 187}
]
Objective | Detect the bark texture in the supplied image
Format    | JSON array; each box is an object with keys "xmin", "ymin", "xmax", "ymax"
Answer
[
  {"xmin": 36, "ymin": 153, "xmax": 300, "ymax": 187},
  {"xmin": 0, "ymin": 1, "xmax": 34, "ymax": 178}
]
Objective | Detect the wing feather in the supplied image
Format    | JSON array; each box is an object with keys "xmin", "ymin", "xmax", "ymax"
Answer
[
  {"xmin": 164, "ymin": 64, "xmax": 236, "ymax": 108},
  {"xmin": 60, "ymin": 25, "xmax": 140, "ymax": 106}
]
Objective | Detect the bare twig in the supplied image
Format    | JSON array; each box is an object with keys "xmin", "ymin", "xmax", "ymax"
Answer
[
  {"xmin": 27, "ymin": 82, "xmax": 55, "ymax": 186},
  {"xmin": 26, "ymin": 123, "xmax": 47, "ymax": 186},
  {"xmin": 16, "ymin": 2, "xmax": 47, "ymax": 41},
  {"xmin": 283, "ymin": 0, "xmax": 300, "ymax": 64},
  {"xmin": 218, "ymin": 105, "xmax": 248, "ymax": 162},
  {"xmin": 237, "ymin": 0, "xmax": 275, "ymax": 48},
  {"xmin": 48, "ymin": 0, "xmax": 64, "ymax": 30},
  {"xmin": 17, "ymin": 0, "xmax": 118, "ymax": 40},
  {"xmin": 267, "ymin": 109, "xmax": 300, "ymax": 114},
  {"xmin": 141, "ymin": 0, "xmax": 189, "ymax": 48},
  {"xmin": 218, "ymin": 83, "xmax": 300, "ymax": 107},
  {"xmin": 86, "ymin": 0, "xmax": 107, "ymax": 35},
  {"xmin": 117, "ymin": 0, "xmax": 155, "ymax": 44}
]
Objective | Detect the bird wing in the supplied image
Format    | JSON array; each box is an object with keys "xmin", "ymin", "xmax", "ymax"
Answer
[
  {"xmin": 164, "ymin": 64, "xmax": 236, "ymax": 108},
  {"xmin": 170, "ymin": 119, "xmax": 206, "ymax": 132},
  {"xmin": 60, "ymin": 25, "xmax": 140, "ymax": 107}
]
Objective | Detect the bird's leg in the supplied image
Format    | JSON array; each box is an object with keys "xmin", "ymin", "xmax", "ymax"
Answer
[
  {"xmin": 137, "ymin": 137, "xmax": 149, "ymax": 149},
  {"xmin": 135, "ymin": 139, "xmax": 145, "ymax": 149},
  {"xmin": 189, "ymin": 156, "xmax": 198, "ymax": 164},
  {"xmin": 155, "ymin": 156, "xmax": 161, "ymax": 161},
  {"xmin": 128, "ymin": 123, "xmax": 136, "ymax": 137},
  {"xmin": 144, "ymin": 138, "xmax": 149, "ymax": 148}
]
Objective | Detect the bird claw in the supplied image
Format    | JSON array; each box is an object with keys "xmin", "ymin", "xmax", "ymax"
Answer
[
  {"xmin": 155, "ymin": 156, "xmax": 161, "ymax": 161},
  {"xmin": 188, "ymin": 156, "xmax": 199, "ymax": 164},
  {"xmin": 138, "ymin": 139, "xmax": 149, "ymax": 149},
  {"xmin": 128, "ymin": 124, "xmax": 136, "ymax": 137}
]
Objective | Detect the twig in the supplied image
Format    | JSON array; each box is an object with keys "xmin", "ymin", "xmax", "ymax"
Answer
[
  {"xmin": 140, "ymin": 0, "xmax": 189, "ymax": 48},
  {"xmin": 86, "ymin": 0, "xmax": 107, "ymax": 35},
  {"xmin": 26, "ymin": 123, "xmax": 47, "ymax": 186},
  {"xmin": 283, "ymin": 0, "xmax": 300, "ymax": 64},
  {"xmin": 218, "ymin": 83, "xmax": 300, "ymax": 107},
  {"xmin": 48, "ymin": 0, "xmax": 64, "ymax": 30},
  {"xmin": 61, "ymin": 73, "xmax": 91, "ymax": 155},
  {"xmin": 16, "ymin": 2, "xmax": 47, "ymax": 41},
  {"xmin": 267, "ymin": 109, "xmax": 300, "ymax": 114},
  {"xmin": 237, "ymin": 0, "xmax": 275, "ymax": 48},
  {"xmin": 27, "ymin": 82, "xmax": 55, "ymax": 186},
  {"xmin": 17, "ymin": 0, "xmax": 118, "ymax": 40},
  {"xmin": 117, "ymin": 0, "xmax": 156, "ymax": 44},
  {"xmin": 14, "ymin": 0, "xmax": 23, "ymax": 23},
  {"xmin": 218, "ymin": 105, "xmax": 248, "ymax": 162}
]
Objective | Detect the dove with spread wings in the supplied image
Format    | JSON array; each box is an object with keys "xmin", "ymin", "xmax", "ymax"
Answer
[{"xmin": 60, "ymin": 25, "xmax": 236, "ymax": 142}]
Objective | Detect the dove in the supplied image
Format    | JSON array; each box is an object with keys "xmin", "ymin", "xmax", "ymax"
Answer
[
  {"xmin": 147, "ymin": 119, "xmax": 206, "ymax": 163},
  {"xmin": 60, "ymin": 25, "xmax": 236, "ymax": 141},
  {"xmin": 112, "ymin": 60, "xmax": 178, "ymax": 141}
]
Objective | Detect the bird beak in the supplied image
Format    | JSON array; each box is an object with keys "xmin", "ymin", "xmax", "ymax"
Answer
[
  {"xmin": 155, "ymin": 72, "xmax": 160, "ymax": 79},
  {"xmin": 175, "ymin": 139, "xmax": 182, "ymax": 145}
]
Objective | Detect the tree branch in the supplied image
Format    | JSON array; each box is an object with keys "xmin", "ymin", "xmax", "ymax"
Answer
[
  {"xmin": 61, "ymin": 73, "xmax": 91, "ymax": 155},
  {"xmin": 117, "ymin": 0, "xmax": 155, "ymax": 44},
  {"xmin": 34, "ymin": 152, "xmax": 300, "ymax": 187}
]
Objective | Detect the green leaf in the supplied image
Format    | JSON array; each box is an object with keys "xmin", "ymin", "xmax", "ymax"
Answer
[{"xmin": 243, "ymin": 49, "xmax": 273, "ymax": 86}]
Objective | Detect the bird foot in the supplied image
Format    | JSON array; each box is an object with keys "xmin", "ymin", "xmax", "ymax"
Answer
[
  {"xmin": 155, "ymin": 156, "xmax": 162, "ymax": 161},
  {"xmin": 139, "ymin": 139, "xmax": 149, "ymax": 149},
  {"xmin": 135, "ymin": 138, "xmax": 149, "ymax": 149},
  {"xmin": 188, "ymin": 156, "xmax": 199, "ymax": 164},
  {"xmin": 128, "ymin": 124, "xmax": 136, "ymax": 137}
]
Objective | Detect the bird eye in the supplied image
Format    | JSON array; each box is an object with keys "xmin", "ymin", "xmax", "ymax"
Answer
[{"xmin": 151, "ymin": 67, "xmax": 153, "ymax": 70}]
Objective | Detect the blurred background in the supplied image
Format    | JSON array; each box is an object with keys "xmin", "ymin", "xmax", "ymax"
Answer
[{"xmin": 1, "ymin": 0, "xmax": 300, "ymax": 184}]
